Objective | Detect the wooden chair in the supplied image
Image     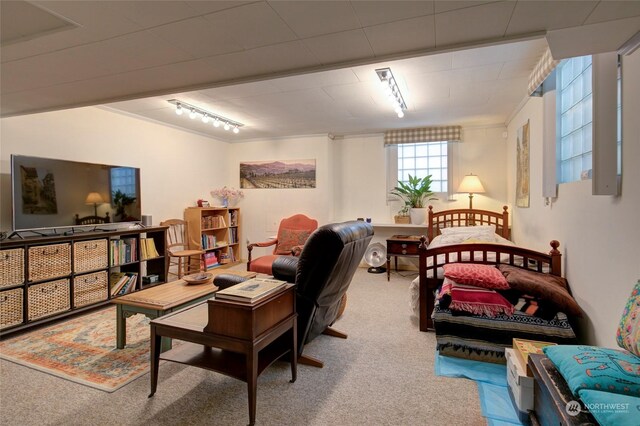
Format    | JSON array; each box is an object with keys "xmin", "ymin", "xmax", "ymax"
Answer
[
  {"xmin": 160, "ymin": 219, "xmax": 205, "ymax": 279},
  {"xmin": 75, "ymin": 213, "xmax": 110, "ymax": 225},
  {"xmin": 246, "ymin": 214, "xmax": 318, "ymax": 275}
]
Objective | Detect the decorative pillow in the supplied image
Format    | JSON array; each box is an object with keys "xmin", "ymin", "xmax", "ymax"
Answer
[
  {"xmin": 577, "ymin": 389, "xmax": 640, "ymax": 426},
  {"xmin": 616, "ymin": 280, "xmax": 640, "ymax": 357},
  {"xmin": 544, "ymin": 345, "xmax": 640, "ymax": 397},
  {"xmin": 448, "ymin": 280, "xmax": 514, "ymax": 317},
  {"xmin": 440, "ymin": 225, "xmax": 496, "ymax": 236},
  {"xmin": 443, "ymin": 263, "xmax": 510, "ymax": 290},
  {"xmin": 275, "ymin": 228, "xmax": 313, "ymax": 255},
  {"xmin": 499, "ymin": 264, "xmax": 582, "ymax": 317}
]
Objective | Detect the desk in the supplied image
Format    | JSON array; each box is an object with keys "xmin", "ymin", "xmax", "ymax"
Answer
[
  {"xmin": 386, "ymin": 235, "xmax": 423, "ymax": 281},
  {"xmin": 149, "ymin": 284, "xmax": 297, "ymax": 426}
]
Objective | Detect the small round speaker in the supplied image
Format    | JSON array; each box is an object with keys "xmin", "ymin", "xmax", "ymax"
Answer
[{"xmin": 142, "ymin": 215, "xmax": 152, "ymax": 226}]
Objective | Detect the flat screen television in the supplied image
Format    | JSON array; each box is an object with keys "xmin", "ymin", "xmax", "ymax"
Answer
[{"xmin": 11, "ymin": 155, "xmax": 141, "ymax": 232}]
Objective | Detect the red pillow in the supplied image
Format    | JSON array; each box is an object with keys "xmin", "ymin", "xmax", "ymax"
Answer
[
  {"xmin": 275, "ymin": 228, "xmax": 312, "ymax": 255},
  {"xmin": 443, "ymin": 263, "xmax": 510, "ymax": 290}
]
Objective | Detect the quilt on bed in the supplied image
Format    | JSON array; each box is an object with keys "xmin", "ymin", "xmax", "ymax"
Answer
[{"xmin": 433, "ymin": 304, "xmax": 577, "ymax": 363}]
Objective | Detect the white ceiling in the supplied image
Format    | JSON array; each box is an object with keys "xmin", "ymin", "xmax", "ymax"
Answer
[{"xmin": 2, "ymin": 1, "xmax": 640, "ymax": 142}]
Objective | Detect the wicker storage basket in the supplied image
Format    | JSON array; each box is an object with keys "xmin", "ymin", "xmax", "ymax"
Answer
[
  {"xmin": 28, "ymin": 243, "xmax": 71, "ymax": 282},
  {"xmin": 74, "ymin": 239, "xmax": 108, "ymax": 273},
  {"xmin": 27, "ymin": 278, "xmax": 70, "ymax": 321},
  {"xmin": 0, "ymin": 287, "xmax": 23, "ymax": 329},
  {"xmin": 0, "ymin": 248, "xmax": 25, "ymax": 288},
  {"xmin": 73, "ymin": 271, "xmax": 108, "ymax": 308}
]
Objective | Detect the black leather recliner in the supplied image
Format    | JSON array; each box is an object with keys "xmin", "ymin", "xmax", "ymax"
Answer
[{"xmin": 214, "ymin": 220, "xmax": 373, "ymax": 367}]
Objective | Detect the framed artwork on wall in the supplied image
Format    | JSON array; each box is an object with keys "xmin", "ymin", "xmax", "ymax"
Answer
[
  {"xmin": 239, "ymin": 159, "xmax": 316, "ymax": 189},
  {"xmin": 516, "ymin": 120, "xmax": 530, "ymax": 208}
]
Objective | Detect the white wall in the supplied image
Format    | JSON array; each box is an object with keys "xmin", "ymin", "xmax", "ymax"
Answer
[
  {"xmin": 506, "ymin": 49, "xmax": 640, "ymax": 348},
  {"xmin": 333, "ymin": 126, "xmax": 510, "ymax": 223},
  {"xmin": 0, "ymin": 107, "xmax": 230, "ymax": 231},
  {"xmin": 233, "ymin": 127, "xmax": 509, "ymax": 266},
  {"xmin": 228, "ymin": 135, "xmax": 335, "ymax": 254}
]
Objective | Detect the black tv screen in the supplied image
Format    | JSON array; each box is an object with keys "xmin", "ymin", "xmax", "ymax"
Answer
[{"xmin": 11, "ymin": 155, "xmax": 141, "ymax": 231}]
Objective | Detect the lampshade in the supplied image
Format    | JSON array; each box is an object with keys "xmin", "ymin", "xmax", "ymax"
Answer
[
  {"xmin": 85, "ymin": 192, "xmax": 104, "ymax": 204},
  {"xmin": 457, "ymin": 174, "xmax": 485, "ymax": 194}
]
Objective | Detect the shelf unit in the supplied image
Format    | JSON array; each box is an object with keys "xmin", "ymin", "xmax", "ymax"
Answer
[
  {"xmin": 0, "ymin": 226, "xmax": 167, "ymax": 336},
  {"xmin": 184, "ymin": 207, "xmax": 241, "ymax": 270}
]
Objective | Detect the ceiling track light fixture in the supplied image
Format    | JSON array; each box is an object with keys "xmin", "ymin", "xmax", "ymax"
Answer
[
  {"xmin": 375, "ymin": 67, "xmax": 407, "ymax": 118},
  {"xmin": 167, "ymin": 99, "xmax": 244, "ymax": 133}
]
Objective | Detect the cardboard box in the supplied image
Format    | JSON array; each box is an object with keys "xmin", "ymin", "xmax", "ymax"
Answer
[
  {"xmin": 506, "ymin": 348, "xmax": 534, "ymax": 413},
  {"xmin": 513, "ymin": 338, "xmax": 557, "ymax": 376}
]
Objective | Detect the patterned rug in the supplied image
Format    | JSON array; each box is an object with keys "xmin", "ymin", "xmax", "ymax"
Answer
[{"xmin": 0, "ymin": 306, "xmax": 154, "ymax": 392}]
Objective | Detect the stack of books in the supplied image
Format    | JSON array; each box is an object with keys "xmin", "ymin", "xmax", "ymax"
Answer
[
  {"xmin": 140, "ymin": 238, "xmax": 160, "ymax": 259},
  {"xmin": 215, "ymin": 278, "xmax": 287, "ymax": 304}
]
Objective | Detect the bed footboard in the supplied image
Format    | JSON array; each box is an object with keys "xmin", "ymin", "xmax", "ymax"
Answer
[{"xmin": 417, "ymin": 239, "xmax": 562, "ymax": 332}]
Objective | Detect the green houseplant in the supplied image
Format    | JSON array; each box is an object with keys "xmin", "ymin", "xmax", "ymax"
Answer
[
  {"xmin": 390, "ymin": 174, "xmax": 437, "ymax": 224},
  {"xmin": 112, "ymin": 190, "xmax": 136, "ymax": 221}
]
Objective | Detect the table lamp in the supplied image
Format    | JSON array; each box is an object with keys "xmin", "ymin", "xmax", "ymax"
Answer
[
  {"xmin": 85, "ymin": 192, "xmax": 104, "ymax": 216},
  {"xmin": 457, "ymin": 174, "xmax": 485, "ymax": 209}
]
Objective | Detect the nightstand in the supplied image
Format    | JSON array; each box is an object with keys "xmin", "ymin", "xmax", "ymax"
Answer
[{"xmin": 385, "ymin": 235, "xmax": 424, "ymax": 281}]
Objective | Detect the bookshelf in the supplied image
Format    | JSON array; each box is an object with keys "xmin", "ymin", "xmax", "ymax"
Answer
[
  {"xmin": 0, "ymin": 226, "xmax": 167, "ymax": 336},
  {"xmin": 184, "ymin": 207, "xmax": 241, "ymax": 270}
]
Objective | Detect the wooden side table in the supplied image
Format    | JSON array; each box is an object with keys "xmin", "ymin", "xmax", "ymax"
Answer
[
  {"xmin": 149, "ymin": 284, "xmax": 297, "ymax": 426},
  {"xmin": 386, "ymin": 235, "xmax": 423, "ymax": 281}
]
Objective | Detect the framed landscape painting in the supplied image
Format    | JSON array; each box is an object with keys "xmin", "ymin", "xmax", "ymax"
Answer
[
  {"xmin": 240, "ymin": 159, "xmax": 316, "ymax": 189},
  {"xmin": 516, "ymin": 120, "xmax": 530, "ymax": 208}
]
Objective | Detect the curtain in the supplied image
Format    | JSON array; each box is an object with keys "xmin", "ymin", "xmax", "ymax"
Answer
[
  {"xmin": 384, "ymin": 126, "xmax": 462, "ymax": 145},
  {"xmin": 528, "ymin": 47, "xmax": 560, "ymax": 96}
]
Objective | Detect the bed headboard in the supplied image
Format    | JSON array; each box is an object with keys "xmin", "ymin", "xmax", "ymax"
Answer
[{"xmin": 427, "ymin": 205, "xmax": 510, "ymax": 241}]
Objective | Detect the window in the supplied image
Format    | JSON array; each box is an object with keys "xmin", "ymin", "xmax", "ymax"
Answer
[
  {"xmin": 110, "ymin": 167, "xmax": 137, "ymax": 200},
  {"xmin": 556, "ymin": 55, "xmax": 593, "ymax": 183},
  {"xmin": 396, "ymin": 141, "xmax": 448, "ymax": 193}
]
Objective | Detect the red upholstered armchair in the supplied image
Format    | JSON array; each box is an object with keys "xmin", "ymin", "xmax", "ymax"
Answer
[{"xmin": 246, "ymin": 214, "xmax": 318, "ymax": 275}]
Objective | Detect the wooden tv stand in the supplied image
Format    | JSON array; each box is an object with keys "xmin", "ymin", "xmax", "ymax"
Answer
[{"xmin": 149, "ymin": 284, "xmax": 297, "ymax": 426}]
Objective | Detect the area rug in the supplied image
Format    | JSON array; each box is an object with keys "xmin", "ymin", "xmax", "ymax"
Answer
[
  {"xmin": 0, "ymin": 307, "xmax": 153, "ymax": 392},
  {"xmin": 435, "ymin": 352, "xmax": 523, "ymax": 425}
]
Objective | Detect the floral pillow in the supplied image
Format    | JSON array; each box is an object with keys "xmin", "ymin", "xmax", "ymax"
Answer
[
  {"xmin": 275, "ymin": 228, "xmax": 313, "ymax": 255},
  {"xmin": 616, "ymin": 280, "xmax": 640, "ymax": 357},
  {"xmin": 443, "ymin": 263, "xmax": 510, "ymax": 290}
]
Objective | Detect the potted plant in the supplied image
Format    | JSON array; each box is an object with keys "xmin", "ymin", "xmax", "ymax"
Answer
[
  {"xmin": 390, "ymin": 174, "xmax": 437, "ymax": 224},
  {"xmin": 394, "ymin": 204, "xmax": 411, "ymax": 224},
  {"xmin": 112, "ymin": 190, "xmax": 136, "ymax": 221}
]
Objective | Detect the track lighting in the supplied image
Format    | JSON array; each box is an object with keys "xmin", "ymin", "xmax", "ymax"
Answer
[
  {"xmin": 375, "ymin": 67, "xmax": 407, "ymax": 118},
  {"xmin": 167, "ymin": 99, "xmax": 243, "ymax": 134}
]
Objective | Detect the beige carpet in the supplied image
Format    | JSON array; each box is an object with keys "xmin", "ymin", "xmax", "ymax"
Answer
[{"xmin": 0, "ymin": 267, "xmax": 484, "ymax": 425}]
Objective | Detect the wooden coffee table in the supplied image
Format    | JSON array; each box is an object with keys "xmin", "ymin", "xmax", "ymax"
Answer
[{"xmin": 112, "ymin": 269, "xmax": 256, "ymax": 350}]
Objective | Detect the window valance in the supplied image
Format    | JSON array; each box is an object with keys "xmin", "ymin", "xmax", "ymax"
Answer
[
  {"xmin": 383, "ymin": 126, "xmax": 462, "ymax": 145},
  {"xmin": 528, "ymin": 47, "xmax": 560, "ymax": 96}
]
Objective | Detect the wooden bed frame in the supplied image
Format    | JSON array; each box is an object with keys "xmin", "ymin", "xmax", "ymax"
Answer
[
  {"xmin": 426, "ymin": 205, "xmax": 510, "ymax": 241},
  {"xmin": 418, "ymin": 207, "xmax": 562, "ymax": 332}
]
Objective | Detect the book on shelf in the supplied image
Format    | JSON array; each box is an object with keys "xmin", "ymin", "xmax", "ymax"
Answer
[
  {"xmin": 201, "ymin": 215, "xmax": 226, "ymax": 229},
  {"xmin": 203, "ymin": 252, "xmax": 219, "ymax": 270},
  {"xmin": 513, "ymin": 338, "xmax": 557, "ymax": 375},
  {"xmin": 118, "ymin": 273, "xmax": 138, "ymax": 295},
  {"xmin": 141, "ymin": 238, "xmax": 160, "ymax": 259},
  {"xmin": 109, "ymin": 272, "xmax": 129, "ymax": 296},
  {"xmin": 215, "ymin": 277, "xmax": 287, "ymax": 304},
  {"xmin": 229, "ymin": 210, "xmax": 238, "ymax": 226}
]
